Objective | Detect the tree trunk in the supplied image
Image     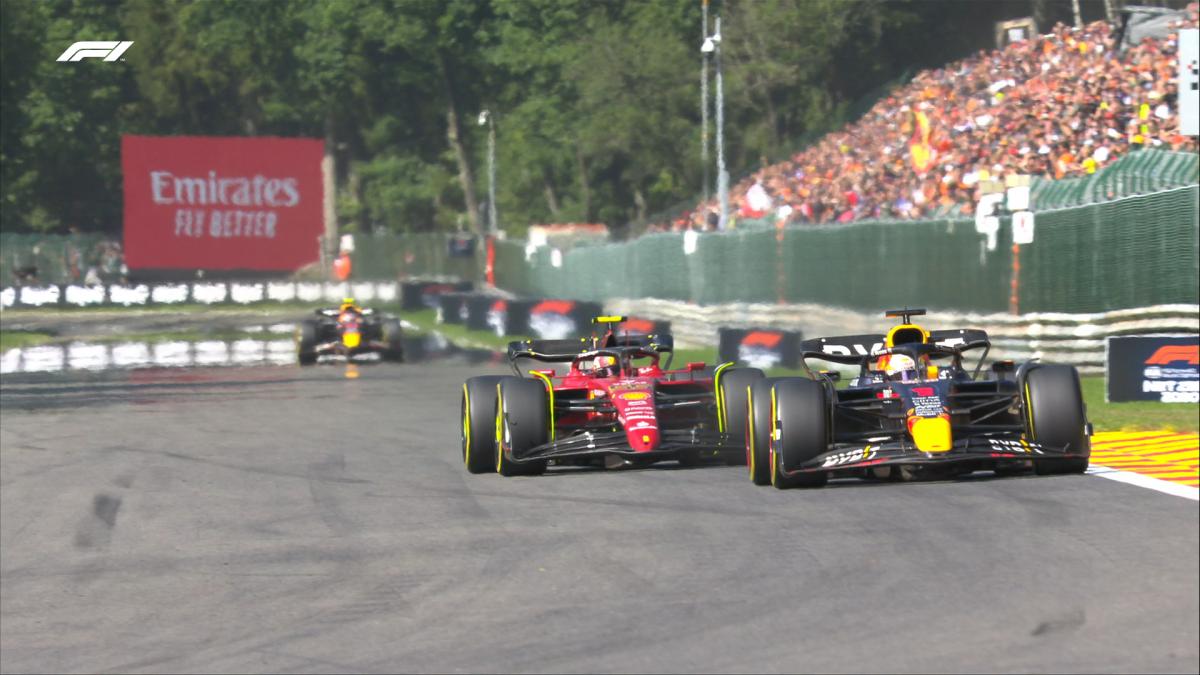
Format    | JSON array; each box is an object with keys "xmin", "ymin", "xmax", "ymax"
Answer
[
  {"xmin": 1031, "ymin": 0, "xmax": 1051, "ymax": 32},
  {"xmin": 764, "ymin": 90, "xmax": 780, "ymax": 148},
  {"xmin": 576, "ymin": 145, "xmax": 592, "ymax": 222},
  {"xmin": 543, "ymin": 169, "xmax": 561, "ymax": 218},
  {"xmin": 633, "ymin": 186, "xmax": 647, "ymax": 224},
  {"xmin": 438, "ymin": 51, "xmax": 482, "ymax": 236}
]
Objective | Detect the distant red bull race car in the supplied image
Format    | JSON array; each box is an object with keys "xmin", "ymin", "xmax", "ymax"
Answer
[
  {"xmin": 744, "ymin": 308, "xmax": 1093, "ymax": 488},
  {"xmin": 460, "ymin": 316, "xmax": 762, "ymax": 475},
  {"xmin": 295, "ymin": 299, "xmax": 404, "ymax": 365}
]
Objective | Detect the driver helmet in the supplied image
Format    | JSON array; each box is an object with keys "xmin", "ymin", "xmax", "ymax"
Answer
[
  {"xmin": 593, "ymin": 355, "xmax": 618, "ymax": 377},
  {"xmin": 882, "ymin": 353, "xmax": 916, "ymax": 378},
  {"xmin": 339, "ymin": 297, "xmax": 359, "ymax": 313}
]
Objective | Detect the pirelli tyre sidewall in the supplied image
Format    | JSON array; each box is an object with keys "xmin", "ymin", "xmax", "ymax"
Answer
[
  {"xmin": 1023, "ymin": 364, "xmax": 1090, "ymax": 475},
  {"xmin": 770, "ymin": 377, "xmax": 830, "ymax": 489},
  {"xmin": 296, "ymin": 319, "xmax": 319, "ymax": 365},
  {"xmin": 747, "ymin": 378, "xmax": 778, "ymax": 486},
  {"xmin": 496, "ymin": 377, "xmax": 549, "ymax": 476},
  {"xmin": 463, "ymin": 375, "xmax": 505, "ymax": 474},
  {"xmin": 716, "ymin": 367, "xmax": 764, "ymax": 466}
]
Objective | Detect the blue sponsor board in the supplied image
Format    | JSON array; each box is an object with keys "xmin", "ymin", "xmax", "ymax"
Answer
[{"xmin": 1106, "ymin": 335, "xmax": 1199, "ymax": 403}]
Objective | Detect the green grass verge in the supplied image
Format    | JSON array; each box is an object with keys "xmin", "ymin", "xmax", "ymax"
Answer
[
  {"xmin": 401, "ymin": 309, "xmax": 519, "ymax": 350},
  {"xmin": 1080, "ymin": 375, "xmax": 1197, "ymax": 433},
  {"xmin": 88, "ymin": 329, "xmax": 295, "ymax": 343},
  {"xmin": 0, "ymin": 331, "xmax": 55, "ymax": 351},
  {"xmin": 0, "ymin": 328, "xmax": 293, "ymax": 350}
]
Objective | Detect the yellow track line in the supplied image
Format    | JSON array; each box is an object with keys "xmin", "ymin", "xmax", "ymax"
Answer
[{"xmin": 1090, "ymin": 432, "xmax": 1199, "ymax": 489}]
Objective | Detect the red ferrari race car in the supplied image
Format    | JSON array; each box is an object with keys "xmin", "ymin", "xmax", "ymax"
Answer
[
  {"xmin": 744, "ymin": 308, "xmax": 1093, "ymax": 489},
  {"xmin": 460, "ymin": 316, "xmax": 762, "ymax": 476},
  {"xmin": 295, "ymin": 298, "xmax": 405, "ymax": 365}
]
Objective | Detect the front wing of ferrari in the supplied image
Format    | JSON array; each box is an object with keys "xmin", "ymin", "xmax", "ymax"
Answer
[{"xmin": 507, "ymin": 428, "xmax": 739, "ymax": 464}]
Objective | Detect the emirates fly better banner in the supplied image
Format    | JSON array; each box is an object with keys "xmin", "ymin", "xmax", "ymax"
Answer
[{"xmin": 122, "ymin": 135, "xmax": 324, "ymax": 271}]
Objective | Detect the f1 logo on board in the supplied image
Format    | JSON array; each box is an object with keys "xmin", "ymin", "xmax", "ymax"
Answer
[
  {"xmin": 57, "ymin": 41, "xmax": 134, "ymax": 62},
  {"xmin": 1144, "ymin": 345, "xmax": 1200, "ymax": 365}
]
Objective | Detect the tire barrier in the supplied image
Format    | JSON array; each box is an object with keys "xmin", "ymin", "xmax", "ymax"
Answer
[
  {"xmin": 0, "ymin": 281, "xmax": 403, "ymax": 310},
  {"xmin": 524, "ymin": 299, "xmax": 604, "ymax": 340},
  {"xmin": 605, "ymin": 298, "xmax": 1200, "ymax": 375},
  {"xmin": 717, "ymin": 327, "xmax": 803, "ymax": 370},
  {"xmin": 432, "ymin": 292, "xmax": 670, "ymax": 343},
  {"xmin": 400, "ymin": 280, "xmax": 473, "ymax": 311},
  {"xmin": 479, "ymin": 298, "xmax": 536, "ymax": 337},
  {"xmin": 436, "ymin": 292, "xmax": 472, "ymax": 325}
]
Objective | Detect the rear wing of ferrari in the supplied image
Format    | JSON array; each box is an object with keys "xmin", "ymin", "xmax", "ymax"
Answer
[
  {"xmin": 506, "ymin": 337, "xmax": 594, "ymax": 363},
  {"xmin": 506, "ymin": 333, "xmax": 675, "ymax": 363}
]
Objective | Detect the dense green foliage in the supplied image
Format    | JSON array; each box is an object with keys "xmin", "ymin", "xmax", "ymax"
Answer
[{"xmin": 2, "ymin": 0, "xmax": 1096, "ymax": 237}]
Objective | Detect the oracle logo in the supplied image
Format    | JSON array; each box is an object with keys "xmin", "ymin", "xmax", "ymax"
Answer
[{"xmin": 150, "ymin": 170, "xmax": 300, "ymax": 208}]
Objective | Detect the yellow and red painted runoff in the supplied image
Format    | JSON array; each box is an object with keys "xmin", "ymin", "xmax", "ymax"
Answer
[{"xmin": 1088, "ymin": 432, "xmax": 1200, "ymax": 500}]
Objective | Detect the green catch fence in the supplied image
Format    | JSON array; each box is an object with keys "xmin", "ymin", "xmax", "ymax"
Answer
[
  {"xmin": 4, "ymin": 150, "xmax": 1195, "ymax": 313},
  {"xmin": 0, "ymin": 231, "xmax": 484, "ymax": 286},
  {"xmin": 1029, "ymin": 149, "xmax": 1200, "ymax": 210},
  {"xmin": 494, "ymin": 182, "xmax": 1199, "ymax": 314},
  {"xmin": 0, "ymin": 232, "xmax": 120, "ymax": 286},
  {"xmin": 349, "ymin": 233, "xmax": 483, "ymax": 283}
]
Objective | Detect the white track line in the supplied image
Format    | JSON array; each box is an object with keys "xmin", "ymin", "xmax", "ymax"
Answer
[{"xmin": 1087, "ymin": 465, "xmax": 1199, "ymax": 501}]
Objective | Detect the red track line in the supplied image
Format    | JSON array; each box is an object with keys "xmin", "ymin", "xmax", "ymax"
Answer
[{"xmin": 1091, "ymin": 438, "xmax": 1199, "ymax": 451}]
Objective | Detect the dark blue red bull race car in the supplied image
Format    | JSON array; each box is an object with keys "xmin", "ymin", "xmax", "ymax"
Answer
[
  {"xmin": 460, "ymin": 316, "xmax": 762, "ymax": 476},
  {"xmin": 744, "ymin": 308, "xmax": 1093, "ymax": 488},
  {"xmin": 295, "ymin": 298, "xmax": 405, "ymax": 365}
]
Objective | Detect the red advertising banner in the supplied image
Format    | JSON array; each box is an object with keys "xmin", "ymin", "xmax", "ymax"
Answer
[{"xmin": 122, "ymin": 135, "xmax": 324, "ymax": 271}]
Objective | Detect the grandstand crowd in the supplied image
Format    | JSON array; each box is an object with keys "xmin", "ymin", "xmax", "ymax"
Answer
[{"xmin": 661, "ymin": 5, "xmax": 1200, "ymax": 231}]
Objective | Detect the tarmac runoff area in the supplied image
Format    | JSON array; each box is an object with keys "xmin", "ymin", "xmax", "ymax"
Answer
[{"xmin": 1, "ymin": 357, "xmax": 1198, "ymax": 674}]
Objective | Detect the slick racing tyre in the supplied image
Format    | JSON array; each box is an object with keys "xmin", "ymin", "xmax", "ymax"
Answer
[
  {"xmin": 463, "ymin": 375, "xmax": 505, "ymax": 474},
  {"xmin": 770, "ymin": 378, "xmax": 830, "ymax": 489},
  {"xmin": 495, "ymin": 377, "xmax": 549, "ymax": 477},
  {"xmin": 717, "ymin": 367, "xmax": 764, "ymax": 466},
  {"xmin": 1024, "ymin": 365, "xmax": 1090, "ymax": 475},
  {"xmin": 746, "ymin": 378, "xmax": 778, "ymax": 486},
  {"xmin": 382, "ymin": 318, "xmax": 405, "ymax": 362},
  {"xmin": 296, "ymin": 319, "xmax": 319, "ymax": 366}
]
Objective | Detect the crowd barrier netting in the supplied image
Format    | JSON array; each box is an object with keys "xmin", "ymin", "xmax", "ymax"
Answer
[
  {"xmin": 1, "ymin": 231, "xmax": 484, "ymax": 286},
  {"xmin": 0, "ymin": 232, "xmax": 117, "ymax": 286},
  {"xmin": 350, "ymin": 233, "xmax": 483, "ymax": 283},
  {"xmin": 1029, "ymin": 149, "xmax": 1200, "ymax": 210},
  {"xmin": 494, "ymin": 183, "xmax": 1199, "ymax": 314}
]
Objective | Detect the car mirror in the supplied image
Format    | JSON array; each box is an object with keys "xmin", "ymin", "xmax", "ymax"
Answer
[
  {"xmin": 687, "ymin": 362, "xmax": 706, "ymax": 371},
  {"xmin": 531, "ymin": 368, "xmax": 556, "ymax": 378}
]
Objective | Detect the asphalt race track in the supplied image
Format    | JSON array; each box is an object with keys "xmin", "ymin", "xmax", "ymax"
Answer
[{"xmin": 2, "ymin": 359, "xmax": 1197, "ymax": 674}]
